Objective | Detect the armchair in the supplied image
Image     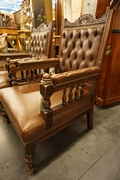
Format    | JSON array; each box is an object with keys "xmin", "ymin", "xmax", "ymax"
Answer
[
  {"xmin": 0, "ymin": 10, "xmax": 113, "ymax": 174},
  {"xmin": 5, "ymin": 22, "xmax": 54, "ymax": 86},
  {"xmin": 39, "ymin": 13, "xmax": 109, "ymax": 130}
]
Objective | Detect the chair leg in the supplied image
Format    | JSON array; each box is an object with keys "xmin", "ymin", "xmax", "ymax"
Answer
[
  {"xmin": 2, "ymin": 113, "xmax": 10, "ymax": 124},
  {"xmin": 24, "ymin": 153, "xmax": 35, "ymax": 175},
  {"xmin": 24, "ymin": 143, "xmax": 36, "ymax": 175},
  {"xmin": 0, "ymin": 103, "xmax": 10, "ymax": 124},
  {"xmin": 87, "ymin": 111, "xmax": 93, "ymax": 130}
]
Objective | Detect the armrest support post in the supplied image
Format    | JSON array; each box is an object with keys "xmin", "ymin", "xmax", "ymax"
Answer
[
  {"xmin": 9, "ymin": 60, "xmax": 18, "ymax": 86},
  {"xmin": 40, "ymin": 73, "xmax": 54, "ymax": 129}
]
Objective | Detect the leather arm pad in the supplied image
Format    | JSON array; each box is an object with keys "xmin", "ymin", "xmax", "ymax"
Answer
[{"xmin": 51, "ymin": 66, "xmax": 100, "ymax": 91}]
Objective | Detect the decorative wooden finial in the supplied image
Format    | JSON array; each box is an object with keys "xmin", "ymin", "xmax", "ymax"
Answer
[
  {"xmin": 42, "ymin": 73, "xmax": 50, "ymax": 80},
  {"xmin": 42, "ymin": 73, "xmax": 51, "ymax": 85}
]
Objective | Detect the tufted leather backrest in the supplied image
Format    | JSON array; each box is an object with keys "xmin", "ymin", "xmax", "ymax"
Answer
[
  {"xmin": 29, "ymin": 22, "xmax": 53, "ymax": 58},
  {"xmin": 58, "ymin": 14, "xmax": 107, "ymax": 72}
]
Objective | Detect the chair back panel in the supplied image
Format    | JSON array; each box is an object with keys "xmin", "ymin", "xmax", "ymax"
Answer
[
  {"xmin": 29, "ymin": 22, "xmax": 53, "ymax": 58},
  {"xmin": 58, "ymin": 14, "xmax": 107, "ymax": 72}
]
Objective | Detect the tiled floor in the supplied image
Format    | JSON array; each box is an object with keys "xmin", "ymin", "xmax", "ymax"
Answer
[{"xmin": 0, "ymin": 103, "xmax": 120, "ymax": 180}]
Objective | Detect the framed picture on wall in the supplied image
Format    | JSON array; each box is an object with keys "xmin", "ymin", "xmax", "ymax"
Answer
[
  {"xmin": 32, "ymin": 0, "xmax": 46, "ymax": 28},
  {"xmin": 32, "ymin": 0, "xmax": 52, "ymax": 28}
]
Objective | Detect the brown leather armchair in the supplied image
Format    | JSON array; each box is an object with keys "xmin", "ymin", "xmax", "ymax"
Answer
[
  {"xmin": 0, "ymin": 10, "xmax": 113, "ymax": 174},
  {"xmin": 39, "ymin": 13, "xmax": 110, "ymax": 130},
  {"xmin": 5, "ymin": 22, "xmax": 54, "ymax": 86}
]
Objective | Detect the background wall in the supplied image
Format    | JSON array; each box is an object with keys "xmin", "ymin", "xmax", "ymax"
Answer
[
  {"xmin": 63, "ymin": 0, "xmax": 83, "ymax": 22},
  {"xmin": 82, "ymin": 0, "xmax": 98, "ymax": 17},
  {"xmin": 63, "ymin": 0, "xmax": 99, "ymax": 22}
]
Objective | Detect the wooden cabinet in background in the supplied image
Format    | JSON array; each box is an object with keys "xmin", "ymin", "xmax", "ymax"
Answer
[
  {"xmin": 96, "ymin": 33, "xmax": 120, "ymax": 107},
  {"xmin": 96, "ymin": 0, "xmax": 111, "ymax": 18},
  {"xmin": 95, "ymin": 3, "xmax": 120, "ymax": 107}
]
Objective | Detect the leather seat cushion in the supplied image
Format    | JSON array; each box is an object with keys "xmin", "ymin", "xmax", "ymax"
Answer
[
  {"xmin": 0, "ymin": 83, "xmax": 46, "ymax": 143},
  {"xmin": 0, "ymin": 82, "xmax": 91, "ymax": 143},
  {"xmin": 0, "ymin": 82, "xmax": 69, "ymax": 143}
]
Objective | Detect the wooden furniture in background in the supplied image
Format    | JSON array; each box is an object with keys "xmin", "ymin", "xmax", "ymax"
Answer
[
  {"xmin": 20, "ymin": 0, "xmax": 32, "ymax": 31},
  {"xmin": 55, "ymin": 0, "xmax": 63, "ymax": 35},
  {"xmin": 13, "ymin": 10, "xmax": 21, "ymax": 28},
  {"xmin": 96, "ymin": 0, "xmax": 111, "ymax": 18},
  {"xmin": 96, "ymin": 1, "xmax": 120, "ymax": 107},
  {"xmin": 0, "ymin": 33, "xmax": 7, "ymax": 53},
  {"xmin": 18, "ymin": 30, "xmax": 31, "ymax": 53},
  {"xmin": 0, "ymin": 14, "xmax": 3, "ymax": 27},
  {"xmin": 0, "ymin": 27, "xmax": 19, "ymax": 52}
]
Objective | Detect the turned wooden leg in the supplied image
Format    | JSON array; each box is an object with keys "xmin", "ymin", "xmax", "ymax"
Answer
[
  {"xmin": 87, "ymin": 111, "xmax": 93, "ymax": 130},
  {"xmin": 2, "ymin": 113, "xmax": 10, "ymax": 124},
  {"xmin": 24, "ymin": 143, "xmax": 36, "ymax": 175},
  {"xmin": 0, "ymin": 104, "xmax": 10, "ymax": 124},
  {"xmin": 24, "ymin": 153, "xmax": 35, "ymax": 175}
]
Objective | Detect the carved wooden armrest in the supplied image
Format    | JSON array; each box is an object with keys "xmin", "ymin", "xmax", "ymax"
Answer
[
  {"xmin": 51, "ymin": 66, "xmax": 100, "ymax": 91},
  {"xmin": 40, "ymin": 66, "xmax": 100, "ymax": 128},
  {"xmin": 5, "ymin": 57, "xmax": 59, "ymax": 86},
  {"xmin": 17, "ymin": 57, "xmax": 59, "ymax": 70}
]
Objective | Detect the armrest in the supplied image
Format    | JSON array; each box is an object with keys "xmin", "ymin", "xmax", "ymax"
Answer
[
  {"xmin": 51, "ymin": 66, "xmax": 100, "ymax": 91},
  {"xmin": 5, "ymin": 56, "xmax": 59, "ymax": 86},
  {"xmin": 5, "ymin": 56, "xmax": 30, "ymax": 72},
  {"xmin": 17, "ymin": 57, "xmax": 59, "ymax": 70},
  {"xmin": 40, "ymin": 67, "xmax": 100, "ymax": 128}
]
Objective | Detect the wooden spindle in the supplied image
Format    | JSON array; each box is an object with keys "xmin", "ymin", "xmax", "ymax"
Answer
[
  {"xmin": 75, "ymin": 85, "xmax": 79, "ymax": 100},
  {"xmin": 26, "ymin": 70, "xmax": 31, "ymax": 81},
  {"xmin": 40, "ymin": 73, "xmax": 54, "ymax": 129},
  {"xmin": 62, "ymin": 89, "xmax": 67, "ymax": 105},
  {"xmin": 80, "ymin": 84, "xmax": 84, "ymax": 97},
  {"xmin": 69, "ymin": 87, "xmax": 73, "ymax": 102},
  {"xmin": 21, "ymin": 71, "xmax": 24, "ymax": 80}
]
